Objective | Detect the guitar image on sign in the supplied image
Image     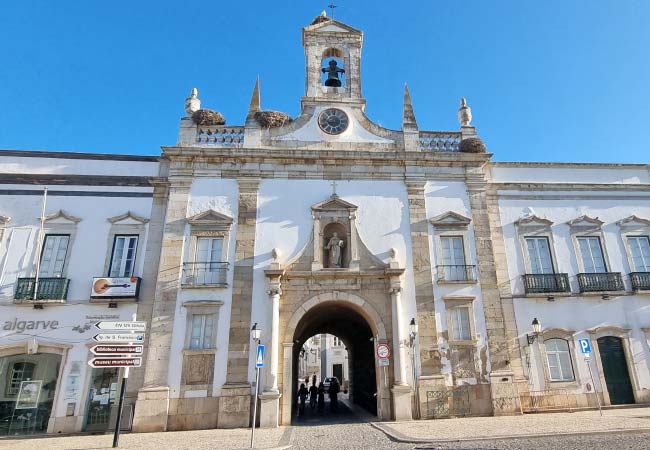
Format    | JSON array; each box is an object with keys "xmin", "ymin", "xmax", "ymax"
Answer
[{"xmin": 92, "ymin": 278, "xmax": 137, "ymax": 295}]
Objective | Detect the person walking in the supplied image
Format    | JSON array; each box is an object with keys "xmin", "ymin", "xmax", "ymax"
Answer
[
  {"xmin": 309, "ymin": 382, "xmax": 318, "ymax": 409},
  {"xmin": 298, "ymin": 383, "xmax": 309, "ymax": 416},
  {"xmin": 328, "ymin": 378, "xmax": 340, "ymax": 411},
  {"xmin": 317, "ymin": 382, "xmax": 325, "ymax": 410}
]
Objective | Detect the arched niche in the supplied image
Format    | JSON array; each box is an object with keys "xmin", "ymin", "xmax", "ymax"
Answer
[
  {"xmin": 310, "ymin": 195, "xmax": 359, "ymax": 271},
  {"xmin": 321, "ymin": 48, "xmax": 346, "ymax": 88},
  {"xmin": 322, "ymin": 222, "xmax": 349, "ymax": 268}
]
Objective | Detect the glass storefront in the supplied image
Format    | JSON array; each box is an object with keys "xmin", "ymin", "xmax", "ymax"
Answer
[
  {"xmin": 84, "ymin": 367, "xmax": 120, "ymax": 432},
  {"xmin": 0, "ymin": 353, "xmax": 61, "ymax": 436}
]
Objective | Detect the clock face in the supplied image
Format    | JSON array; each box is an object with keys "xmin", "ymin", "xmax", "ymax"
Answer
[{"xmin": 318, "ymin": 108, "xmax": 349, "ymax": 135}]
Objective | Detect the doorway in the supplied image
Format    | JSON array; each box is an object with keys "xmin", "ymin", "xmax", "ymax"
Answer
[
  {"xmin": 597, "ymin": 336, "xmax": 635, "ymax": 405},
  {"xmin": 84, "ymin": 367, "xmax": 120, "ymax": 432},
  {"xmin": 290, "ymin": 302, "xmax": 379, "ymax": 424}
]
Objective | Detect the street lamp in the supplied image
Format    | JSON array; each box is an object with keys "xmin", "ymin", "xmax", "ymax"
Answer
[
  {"xmin": 408, "ymin": 317, "xmax": 420, "ymax": 419},
  {"xmin": 251, "ymin": 322, "xmax": 261, "ymax": 342},
  {"xmin": 526, "ymin": 318, "xmax": 541, "ymax": 345}
]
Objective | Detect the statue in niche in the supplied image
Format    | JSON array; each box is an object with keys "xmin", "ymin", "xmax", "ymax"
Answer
[
  {"xmin": 325, "ymin": 232, "xmax": 345, "ymax": 268},
  {"xmin": 322, "ymin": 60, "xmax": 345, "ymax": 87}
]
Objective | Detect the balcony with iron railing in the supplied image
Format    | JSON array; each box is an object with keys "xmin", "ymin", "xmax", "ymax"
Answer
[
  {"xmin": 577, "ymin": 272, "xmax": 624, "ymax": 293},
  {"xmin": 182, "ymin": 262, "xmax": 229, "ymax": 287},
  {"xmin": 630, "ymin": 272, "xmax": 650, "ymax": 291},
  {"xmin": 522, "ymin": 273, "xmax": 571, "ymax": 295},
  {"xmin": 436, "ymin": 265, "xmax": 477, "ymax": 283},
  {"xmin": 14, "ymin": 277, "xmax": 70, "ymax": 303}
]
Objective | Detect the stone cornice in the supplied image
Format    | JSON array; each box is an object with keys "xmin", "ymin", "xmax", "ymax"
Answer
[
  {"xmin": 284, "ymin": 268, "xmax": 404, "ymax": 279},
  {"xmin": 491, "ymin": 182, "xmax": 650, "ymax": 192}
]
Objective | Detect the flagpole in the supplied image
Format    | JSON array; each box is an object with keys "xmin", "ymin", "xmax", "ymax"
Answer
[{"xmin": 33, "ymin": 187, "xmax": 48, "ymax": 300}]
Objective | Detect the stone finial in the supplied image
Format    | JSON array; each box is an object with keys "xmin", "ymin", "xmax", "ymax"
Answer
[
  {"xmin": 458, "ymin": 97, "xmax": 472, "ymax": 126},
  {"xmin": 248, "ymin": 77, "xmax": 261, "ymax": 115},
  {"xmin": 389, "ymin": 248, "xmax": 397, "ymax": 259},
  {"xmin": 184, "ymin": 88, "xmax": 201, "ymax": 116},
  {"xmin": 272, "ymin": 248, "xmax": 280, "ymax": 261},
  {"xmin": 402, "ymin": 84, "xmax": 418, "ymax": 130}
]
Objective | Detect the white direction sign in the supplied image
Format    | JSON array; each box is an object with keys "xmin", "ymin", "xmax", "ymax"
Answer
[
  {"xmin": 95, "ymin": 321, "xmax": 146, "ymax": 332},
  {"xmin": 90, "ymin": 344, "xmax": 143, "ymax": 356},
  {"xmin": 88, "ymin": 357, "xmax": 142, "ymax": 368},
  {"xmin": 93, "ymin": 332, "xmax": 145, "ymax": 343}
]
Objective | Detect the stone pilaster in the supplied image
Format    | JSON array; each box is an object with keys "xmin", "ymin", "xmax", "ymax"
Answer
[
  {"xmin": 465, "ymin": 169, "xmax": 524, "ymax": 414},
  {"xmin": 218, "ymin": 178, "xmax": 260, "ymax": 428},
  {"xmin": 132, "ymin": 177, "xmax": 191, "ymax": 432},
  {"xmin": 405, "ymin": 180, "xmax": 441, "ymax": 378}
]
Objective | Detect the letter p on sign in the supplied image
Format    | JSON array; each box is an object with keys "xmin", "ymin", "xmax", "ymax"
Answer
[{"xmin": 579, "ymin": 338, "xmax": 592, "ymax": 354}]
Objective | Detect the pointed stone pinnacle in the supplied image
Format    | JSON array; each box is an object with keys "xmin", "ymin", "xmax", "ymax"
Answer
[
  {"xmin": 248, "ymin": 77, "xmax": 261, "ymax": 114},
  {"xmin": 402, "ymin": 83, "xmax": 417, "ymax": 130}
]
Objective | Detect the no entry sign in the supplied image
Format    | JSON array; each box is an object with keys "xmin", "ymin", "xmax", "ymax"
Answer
[{"xmin": 376, "ymin": 343, "xmax": 391, "ymax": 359}]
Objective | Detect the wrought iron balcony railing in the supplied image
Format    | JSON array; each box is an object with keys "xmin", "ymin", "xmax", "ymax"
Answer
[
  {"xmin": 182, "ymin": 262, "xmax": 229, "ymax": 287},
  {"xmin": 522, "ymin": 273, "xmax": 571, "ymax": 294},
  {"xmin": 630, "ymin": 272, "xmax": 650, "ymax": 291},
  {"xmin": 577, "ymin": 272, "xmax": 624, "ymax": 293},
  {"xmin": 436, "ymin": 265, "xmax": 476, "ymax": 283},
  {"xmin": 14, "ymin": 277, "xmax": 70, "ymax": 301}
]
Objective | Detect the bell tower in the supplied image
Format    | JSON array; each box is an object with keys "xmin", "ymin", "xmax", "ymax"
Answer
[{"xmin": 302, "ymin": 12, "xmax": 365, "ymax": 109}]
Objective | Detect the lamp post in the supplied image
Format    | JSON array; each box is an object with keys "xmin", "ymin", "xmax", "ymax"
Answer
[
  {"xmin": 408, "ymin": 318, "xmax": 420, "ymax": 419},
  {"xmin": 250, "ymin": 323, "xmax": 262, "ymax": 449}
]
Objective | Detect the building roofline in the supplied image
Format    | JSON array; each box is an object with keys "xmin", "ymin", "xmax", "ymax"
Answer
[
  {"xmin": 491, "ymin": 161, "xmax": 649, "ymax": 169},
  {"xmin": 0, "ymin": 149, "xmax": 160, "ymax": 162}
]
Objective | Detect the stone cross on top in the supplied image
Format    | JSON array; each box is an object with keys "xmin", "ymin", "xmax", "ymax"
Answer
[{"xmin": 330, "ymin": 180, "xmax": 338, "ymax": 197}]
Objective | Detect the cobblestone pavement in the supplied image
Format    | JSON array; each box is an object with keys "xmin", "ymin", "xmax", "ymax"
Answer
[{"xmin": 291, "ymin": 423, "xmax": 650, "ymax": 450}]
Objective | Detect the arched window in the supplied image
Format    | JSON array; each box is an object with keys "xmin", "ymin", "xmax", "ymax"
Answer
[
  {"xmin": 321, "ymin": 48, "xmax": 345, "ymax": 87},
  {"xmin": 544, "ymin": 339, "xmax": 574, "ymax": 381}
]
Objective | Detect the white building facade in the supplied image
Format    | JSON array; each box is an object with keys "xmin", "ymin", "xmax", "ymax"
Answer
[{"xmin": 1, "ymin": 13, "xmax": 649, "ymax": 436}]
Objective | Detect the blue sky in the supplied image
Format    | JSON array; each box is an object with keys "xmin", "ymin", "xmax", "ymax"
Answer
[{"xmin": 0, "ymin": 1, "xmax": 648, "ymax": 163}]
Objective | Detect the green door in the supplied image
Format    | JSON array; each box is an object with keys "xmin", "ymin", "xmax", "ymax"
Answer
[
  {"xmin": 597, "ymin": 336, "xmax": 635, "ymax": 405},
  {"xmin": 333, "ymin": 364, "xmax": 343, "ymax": 384}
]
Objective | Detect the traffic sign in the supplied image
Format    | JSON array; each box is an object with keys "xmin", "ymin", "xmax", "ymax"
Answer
[
  {"xmin": 579, "ymin": 338, "xmax": 592, "ymax": 354},
  {"xmin": 93, "ymin": 333, "xmax": 145, "ymax": 343},
  {"xmin": 90, "ymin": 345, "xmax": 143, "ymax": 356},
  {"xmin": 376, "ymin": 343, "xmax": 391, "ymax": 359},
  {"xmin": 95, "ymin": 321, "xmax": 146, "ymax": 332},
  {"xmin": 256, "ymin": 344, "xmax": 265, "ymax": 368},
  {"xmin": 378, "ymin": 357, "xmax": 390, "ymax": 366},
  {"xmin": 88, "ymin": 357, "xmax": 142, "ymax": 368}
]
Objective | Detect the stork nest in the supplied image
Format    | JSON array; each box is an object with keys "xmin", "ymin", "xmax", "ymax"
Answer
[
  {"xmin": 191, "ymin": 109, "xmax": 226, "ymax": 126},
  {"xmin": 459, "ymin": 137, "xmax": 487, "ymax": 153},
  {"xmin": 311, "ymin": 15, "xmax": 331, "ymax": 25},
  {"xmin": 254, "ymin": 110, "xmax": 292, "ymax": 128}
]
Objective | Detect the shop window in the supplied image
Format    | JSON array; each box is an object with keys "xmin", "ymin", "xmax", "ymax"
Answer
[
  {"xmin": 544, "ymin": 338, "xmax": 575, "ymax": 381},
  {"xmin": 7, "ymin": 362, "xmax": 35, "ymax": 396}
]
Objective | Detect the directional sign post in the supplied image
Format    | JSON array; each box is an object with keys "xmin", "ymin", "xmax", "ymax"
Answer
[
  {"xmin": 91, "ymin": 345, "xmax": 144, "ymax": 356},
  {"xmin": 251, "ymin": 344, "xmax": 264, "ymax": 449},
  {"xmin": 93, "ymin": 333, "xmax": 145, "ymax": 343},
  {"xmin": 88, "ymin": 357, "xmax": 142, "ymax": 368},
  {"xmin": 95, "ymin": 321, "xmax": 147, "ymax": 332},
  {"xmin": 579, "ymin": 337, "xmax": 602, "ymax": 416}
]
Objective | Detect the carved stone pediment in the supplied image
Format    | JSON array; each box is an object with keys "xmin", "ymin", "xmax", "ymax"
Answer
[
  {"xmin": 108, "ymin": 211, "xmax": 149, "ymax": 225},
  {"xmin": 616, "ymin": 215, "xmax": 650, "ymax": 229},
  {"xmin": 567, "ymin": 215, "xmax": 603, "ymax": 229},
  {"xmin": 515, "ymin": 215, "xmax": 553, "ymax": 228},
  {"xmin": 43, "ymin": 210, "xmax": 81, "ymax": 224},
  {"xmin": 187, "ymin": 209, "xmax": 233, "ymax": 231},
  {"xmin": 305, "ymin": 18, "xmax": 362, "ymax": 35},
  {"xmin": 311, "ymin": 195, "xmax": 358, "ymax": 213},
  {"xmin": 430, "ymin": 211, "xmax": 471, "ymax": 229}
]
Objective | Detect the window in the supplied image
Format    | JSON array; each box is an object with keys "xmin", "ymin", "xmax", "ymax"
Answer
[
  {"xmin": 628, "ymin": 236, "xmax": 650, "ymax": 272},
  {"xmin": 7, "ymin": 362, "xmax": 35, "ymax": 396},
  {"xmin": 333, "ymin": 336, "xmax": 343, "ymax": 347},
  {"xmin": 109, "ymin": 235, "xmax": 138, "ymax": 277},
  {"xmin": 440, "ymin": 236, "xmax": 466, "ymax": 280},
  {"xmin": 544, "ymin": 339, "xmax": 574, "ymax": 381},
  {"xmin": 194, "ymin": 237, "xmax": 224, "ymax": 285},
  {"xmin": 450, "ymin": 307, "xmax": 471, "ymax": 341},
  {"xmin": 39, "ymin": 234, "xmax": 70, "ymax": 277},
  {"xmin": 577, "ymin": 236, "xmax": 607, "ymax": 273},
  {"xmin": 189, "ymin": 313, "xmax": 215, "ymax": 350},
  {"xmin": 525, "ymin": 237, "xmax": 554, "ymax": 274}
]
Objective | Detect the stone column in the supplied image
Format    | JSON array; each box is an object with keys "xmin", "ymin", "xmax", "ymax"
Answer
[
  {"xmin": 217, "ymin": 178, "xmax": 260, "ymax": 428},
  {"xmin": 132, "ymin": 177, "xmax": 191, "ymax": 433},
  {"xmin": 466, "ymin": 169, "xmax": 523, "ymax": 414},
  {"xmin": 390, "ymin": 283, "xmax": 412, "ymax": 421},
  {"xmin": 259, "ymin": 276, "xmax": 282, "ymax": 428}
]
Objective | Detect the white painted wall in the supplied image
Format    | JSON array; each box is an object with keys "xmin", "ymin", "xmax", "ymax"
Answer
[
  {"xmin": 0, "ymin": 155, "xmax": 158, "ymax": 177},
  {"xmin": 491, "ymin": 164, "xmax": 650, "ymax": 185}
]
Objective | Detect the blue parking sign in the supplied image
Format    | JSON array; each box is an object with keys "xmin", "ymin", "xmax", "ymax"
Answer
[{"xmin": 578, "ymin": 338, "xmax": 592, "ymax": 354}]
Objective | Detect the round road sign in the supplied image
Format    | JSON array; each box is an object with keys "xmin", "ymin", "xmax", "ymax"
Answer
[{"xmin": 376, "ymin": 343, "xmax": 391, "ymax": 359}]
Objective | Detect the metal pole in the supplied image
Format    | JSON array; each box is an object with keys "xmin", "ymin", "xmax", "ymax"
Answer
[
  {"xmin": 250, "ymin": 366, "xmax": 260, "ymax": 448},
  {"xmin": 112, "ymin": 367, "xmax": 129, "ymax": 448},
  {"xmin": 33, "ymin": 187, "xmax": 48, "ymax": 300},
  {"xmin": 585, "ymin": 357, "xmax": 603, "ymax": 416},
  {"xmin": 411, "ymin": 340, "xmax": 420, "ymax": 419}
]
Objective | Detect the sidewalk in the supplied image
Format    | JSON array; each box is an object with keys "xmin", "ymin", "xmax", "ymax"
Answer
[
  {"xmin": 0, "ymin": 426, "xmax": 290, "ymax": 450},
  {"xmin": 372, "ymin": 407, "xmax": 650, "ymax": 443}
]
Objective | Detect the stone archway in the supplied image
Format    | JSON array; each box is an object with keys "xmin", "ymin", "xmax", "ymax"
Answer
[{"xmin": 279, "ymin": 291, "xmax": 391, "ymax": 425}]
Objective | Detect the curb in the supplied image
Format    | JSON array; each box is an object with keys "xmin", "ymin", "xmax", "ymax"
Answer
[{"xmin": 370, "ymin": 422, "xmax": 650, "ymax": 444}]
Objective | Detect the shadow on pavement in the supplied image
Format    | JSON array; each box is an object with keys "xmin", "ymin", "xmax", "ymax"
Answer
[{"xmin": 292, "ymin": 399, "xmax": 367, "ymax": 426}]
